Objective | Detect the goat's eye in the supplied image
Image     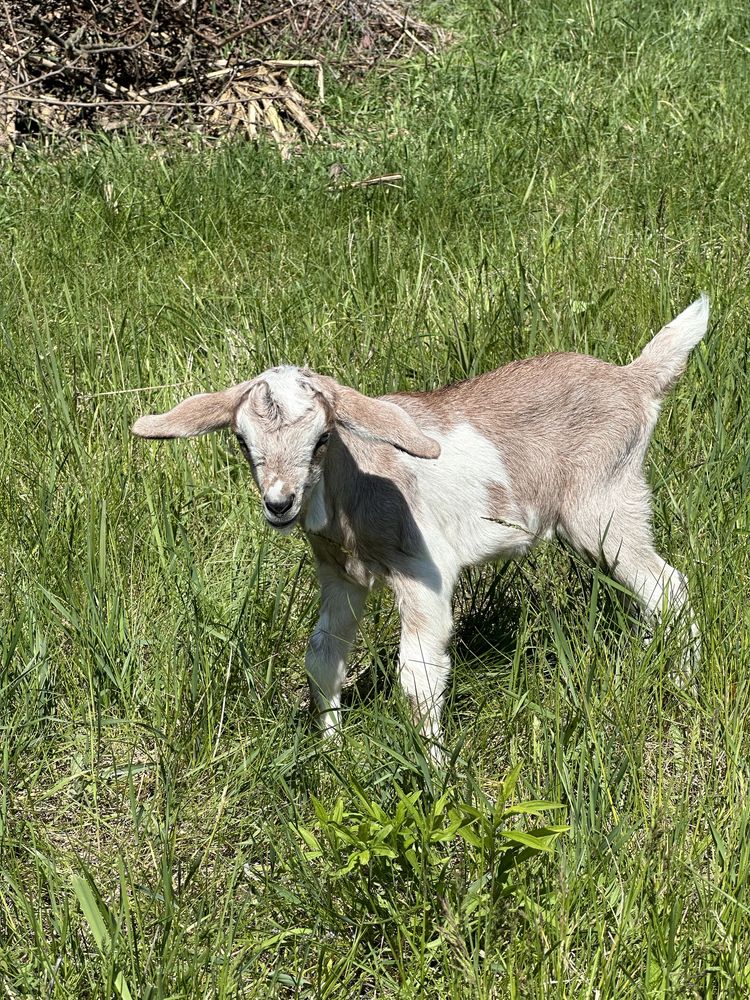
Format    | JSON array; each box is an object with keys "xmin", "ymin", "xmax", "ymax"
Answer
[{"xmin": 314, "ymin": 432, "xmax": 330, "ymax": 453}]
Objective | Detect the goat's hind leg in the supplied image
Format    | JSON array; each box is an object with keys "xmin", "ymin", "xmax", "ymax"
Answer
[
  {"xmin": 562, "ymin": 485, "xmax": 700, "ymax": 674},
  {"xmin": 615, "ymin": 545, "xmax": 699, "ymax": 669},
  {"xmin": 306, "ymin": 566, "xmax": 368, "ymax": 734}
]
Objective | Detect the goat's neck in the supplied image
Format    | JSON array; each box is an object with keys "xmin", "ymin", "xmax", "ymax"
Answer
[{"xmin": 302, "ymin": 435, "xmax": 386, "ymax": 588}]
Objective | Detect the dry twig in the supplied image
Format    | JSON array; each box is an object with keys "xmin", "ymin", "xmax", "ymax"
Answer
[{"xmin": 0, "ymin": 0, "xmax": 447, "ymax": 146}]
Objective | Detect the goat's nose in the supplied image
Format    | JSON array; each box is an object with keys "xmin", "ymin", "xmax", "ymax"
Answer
[{"xmin": 264, "ymin": 493, "xmax": 295, "ymax": 517}]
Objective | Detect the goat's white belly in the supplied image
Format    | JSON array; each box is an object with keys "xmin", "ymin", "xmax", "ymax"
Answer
[
  {"xmin": 443, "ymin": 509, "xmax": 536, "ymax": 567},
  {"xmin": 400, "ymin": 423, "xmax": 539, "ymax": 571}
]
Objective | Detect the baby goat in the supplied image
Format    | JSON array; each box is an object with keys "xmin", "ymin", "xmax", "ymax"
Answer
[{"xmin": 133, "ymin": 296, "xmax": 708, "ymax": 751}]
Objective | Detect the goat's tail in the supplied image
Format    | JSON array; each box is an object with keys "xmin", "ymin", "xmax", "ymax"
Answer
[{"xmin": 630, "ymin": 294, "xmax": 710, "ymax": 396}]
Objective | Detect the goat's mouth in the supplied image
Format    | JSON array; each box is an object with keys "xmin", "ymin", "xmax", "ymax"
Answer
[{"xmin": 265, "ymin": 513, "xmax": 298, "ymax": 530}]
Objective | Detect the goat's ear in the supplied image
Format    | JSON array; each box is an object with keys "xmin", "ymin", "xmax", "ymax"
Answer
[
  {"xmin": 132, "ymin": 382, "xmax": 252, "ymax": 439},
  {"xmin": 334, "ymin": 384, "xmax": 441, "ymax": 459}
]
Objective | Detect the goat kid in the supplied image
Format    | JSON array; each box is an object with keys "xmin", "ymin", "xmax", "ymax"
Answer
[{"xmin": 133, "ymin": 296, "xmax": 708, "ymax": 753}]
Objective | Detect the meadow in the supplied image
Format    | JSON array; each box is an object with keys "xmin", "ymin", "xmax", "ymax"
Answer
[{"xmin": 1, "ymin": 0, "xmax": 750, "ymax": 995}]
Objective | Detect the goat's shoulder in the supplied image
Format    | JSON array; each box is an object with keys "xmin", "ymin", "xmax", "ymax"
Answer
[{"xmin": 312, "ymin": 431, "xmax": 428, "ymax": 567}]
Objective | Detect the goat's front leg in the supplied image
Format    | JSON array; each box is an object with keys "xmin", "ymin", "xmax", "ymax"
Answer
[
  {"xmin": 394, "ymin": 579, "xmax": 455, "ymax": 756},
  {"xmin": 305, "ymin": 566, "xmax": 368, "ymax": 735}
]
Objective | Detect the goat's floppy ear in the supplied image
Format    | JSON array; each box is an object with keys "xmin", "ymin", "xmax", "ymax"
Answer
[
  {"xmin": 331, "ymin": 382, "xmax": 441, "ymax": 459},
  {"xmin": 132, "ymin": 382, "xmax": 252, "ymax": 439}
]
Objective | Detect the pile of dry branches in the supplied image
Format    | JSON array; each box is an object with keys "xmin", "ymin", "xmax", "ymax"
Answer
[{"xmin": 0, "ymin": 1, "xmax": 447, "ymax": 148}]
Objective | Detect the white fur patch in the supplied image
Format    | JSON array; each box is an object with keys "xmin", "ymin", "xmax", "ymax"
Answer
[
  {"xmin": 524, "ymin": 508, "xmax": 555, "ymax": 542},
  {"xmin": 263, "ymin": 366, "xmax": 313, "ymax": 422},
  {"xmin": 645, "ymin": 398, "xmax": 662, "ymax": 434},
  {"xmin": 266, "ymin": 478, "xmax": 287, "ymax": 503},
  {"xmin": 303, "ymin": 474, "xmax": 328, "ymax": 532},
  {"xmin": 235, "ymin": 409, "xmax": 258, "ymax": 449},
  {"xmin": 398, "ymin": 424, "xmax": 534, "ymax": 572}
]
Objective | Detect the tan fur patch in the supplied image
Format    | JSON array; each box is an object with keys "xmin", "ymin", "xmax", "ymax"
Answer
[
  {"xmin": 390, "ymin": 354, "xmax": 657, "ymax": 535},
  {"xmin": 132, "ymin": 382, "xmax": 253, "ymax": 438}
]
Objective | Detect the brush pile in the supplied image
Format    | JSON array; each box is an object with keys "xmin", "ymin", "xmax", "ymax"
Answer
[{"xmin": 0, "ymin": 1, "xmax": 447, "ymax": 148}]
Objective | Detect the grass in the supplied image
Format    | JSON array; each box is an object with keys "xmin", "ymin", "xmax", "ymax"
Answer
[{"xmin": 1, "ymin": 0, "xmax": 750, "ymax": 995}]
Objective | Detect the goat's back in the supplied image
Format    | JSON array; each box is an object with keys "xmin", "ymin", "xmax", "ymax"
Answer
[{"xmin": 390, "ymin": 354, "xmax": 658, "ymax": 488}]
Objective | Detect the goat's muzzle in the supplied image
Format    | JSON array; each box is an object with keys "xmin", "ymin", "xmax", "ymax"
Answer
[{"xmin": 263, "ymin": 492, "xmax": 297, "ymax": 528}]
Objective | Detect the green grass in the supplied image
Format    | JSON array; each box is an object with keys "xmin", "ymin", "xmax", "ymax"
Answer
[{"xmin": 2, "ymin": 0, "xmax": 750, "ymax": 995}]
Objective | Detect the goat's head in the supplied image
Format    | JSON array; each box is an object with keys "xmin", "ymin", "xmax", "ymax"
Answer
[{"xmin": 132, "ymin": 366, "xmax": 440, "ymax": 531}]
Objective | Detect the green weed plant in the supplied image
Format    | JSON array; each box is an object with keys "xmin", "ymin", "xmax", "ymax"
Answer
[{"xmin": 2, "ymin": 0, "xmax": 750, "ymax": 995}]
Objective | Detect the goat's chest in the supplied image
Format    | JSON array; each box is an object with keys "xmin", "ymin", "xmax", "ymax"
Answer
[{"xmin": 307, "ymin": 531, "xmax": 380, "ymax": 590}]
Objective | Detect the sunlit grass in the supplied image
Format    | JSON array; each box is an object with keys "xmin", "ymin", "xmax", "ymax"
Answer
[{"xmin": 2, "ymin": 0, "xmax": 750, "ymax": 995}]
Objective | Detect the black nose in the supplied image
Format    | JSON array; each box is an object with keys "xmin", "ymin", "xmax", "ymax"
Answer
[{"xmin": 265, "ymin": 494, "xmax": 295, "ymax": 517}]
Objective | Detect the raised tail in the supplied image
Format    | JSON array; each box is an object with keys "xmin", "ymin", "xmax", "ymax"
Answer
[{"xmin": 630, "ymin": 294, "xmax": 710, "ymax": 395}]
